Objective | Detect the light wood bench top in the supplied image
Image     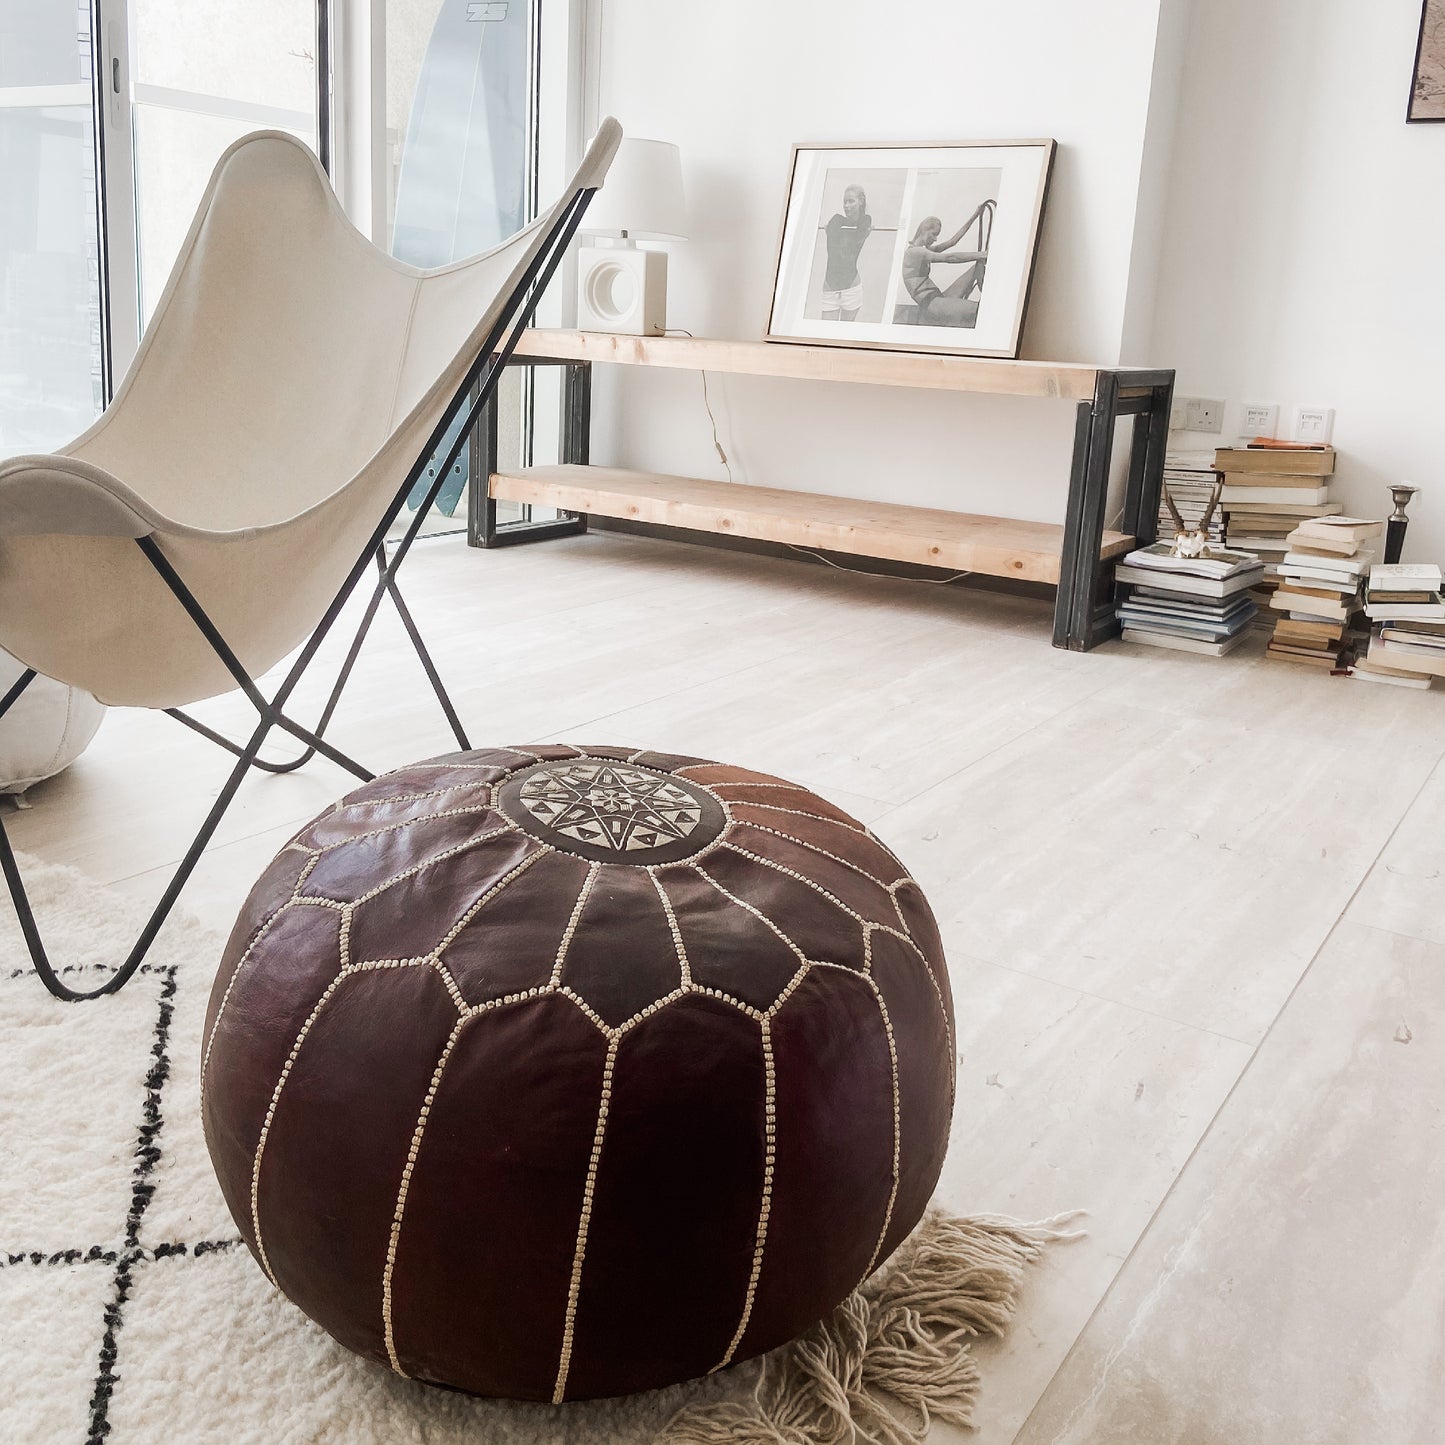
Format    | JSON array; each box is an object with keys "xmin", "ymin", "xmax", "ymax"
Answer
[{"xmin": 512, "ymin": 330, "xmax": 1123, "ymax": 402}]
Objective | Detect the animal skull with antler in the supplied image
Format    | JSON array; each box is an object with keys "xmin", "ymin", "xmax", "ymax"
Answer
[{"xmin": 1164, "ymin": 480, "xmax": 1223, "ymax": 558}]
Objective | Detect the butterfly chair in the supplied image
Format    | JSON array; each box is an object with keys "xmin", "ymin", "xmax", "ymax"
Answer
[{"xmin": 0, "ymin": 117, "xmax": 622, "ymax": 1002}]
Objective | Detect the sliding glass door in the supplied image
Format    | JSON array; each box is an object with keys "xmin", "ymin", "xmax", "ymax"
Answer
[
  {"xmin": 2, "ymin": 0, "xmax": 583, "ymax": 540},
  {"xmin": 0, "ymin": 0, "xmax": 106, "ymax": 453},
  {"xmin": 384, "ymin": 0, "xmax": 537, "ymax": 525},
  {"xmin": 126, "ymin": 0, "xmax": 320, "ymax": 326},
  {"xmin": 0, "ymin": 0, "xmax": 323, "ymax": 450}
]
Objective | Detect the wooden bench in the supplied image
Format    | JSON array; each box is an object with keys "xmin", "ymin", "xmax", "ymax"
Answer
[
  {"xmin": 473, "ymin": 330, "xmax": 1173, "ymax": 651},
  {"xmin": 491, "ymin": 464, "xmax": 1136, "ymax": 586}
]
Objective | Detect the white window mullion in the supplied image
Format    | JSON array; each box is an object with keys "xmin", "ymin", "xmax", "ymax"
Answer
[
  {"xmin": 96, "ymin": 0, "xmax": 139, "ymax": 384},
  {"xmin": 331, "ymin": 0, "xmax": 387, "ymax": 243},
  {"xmin": 535, "ymin": 0, "xmax": 593, "ymax": 330}
]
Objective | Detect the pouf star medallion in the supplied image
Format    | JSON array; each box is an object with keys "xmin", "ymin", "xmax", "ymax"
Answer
[{"xmin": 201, "ymin": 745, "xmax": 955, "ymax": 1402}]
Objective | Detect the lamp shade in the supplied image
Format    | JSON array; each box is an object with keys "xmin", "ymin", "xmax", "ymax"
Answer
[{"xmin": 582, "ymin": 137, "xmax": 686, "ymax": 240}]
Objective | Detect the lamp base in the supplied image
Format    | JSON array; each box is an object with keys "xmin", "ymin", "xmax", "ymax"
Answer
[{"xmin": 577, "ymin": 239, "xmax": 667, "ymax": 336}]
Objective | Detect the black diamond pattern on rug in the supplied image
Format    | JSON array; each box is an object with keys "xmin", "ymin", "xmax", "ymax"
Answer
[{"xmin": 0, "ymin": 961, "xmax": 242, "ymax": 1444}]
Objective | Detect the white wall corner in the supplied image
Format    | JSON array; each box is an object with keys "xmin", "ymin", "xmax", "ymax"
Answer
[{"xmin": 1119, "ymin": 0, "xmax": 1193, "ymax": 366}]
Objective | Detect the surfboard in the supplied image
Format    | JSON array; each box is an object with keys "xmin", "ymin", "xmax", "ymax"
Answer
[{"xmin": 393, "ymin": 0, "xmax": 529, "ymax": 515}]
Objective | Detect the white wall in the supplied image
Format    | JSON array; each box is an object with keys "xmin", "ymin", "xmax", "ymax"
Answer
[
  {"xmin": 585, "ymin": 0, "xmax": 1178, "ymax": 528},
  {"xmin": 1149, "ymin": 0, "xmax": 1445, "ymax": 562}
]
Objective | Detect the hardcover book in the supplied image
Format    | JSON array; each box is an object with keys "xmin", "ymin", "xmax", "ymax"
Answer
[{"xmin": 1214, "ymin": 446, "xmax": 1336, "ymax": 476}]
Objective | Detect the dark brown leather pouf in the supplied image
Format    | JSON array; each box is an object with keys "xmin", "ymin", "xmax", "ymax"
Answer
[{"xmin": 202, "ymin": 745, "xmax": 955, "ymax": 1402}]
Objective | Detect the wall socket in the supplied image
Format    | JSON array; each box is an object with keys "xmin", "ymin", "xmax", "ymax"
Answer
[
  {"xmin": 1240, "ymin": 402, "xmax": 1280, "ymax": 439},
  {"xmin": 1294, "ymin": 406, "xmax": 1335, "ymax": 445},
  {"xmin": 1179, "ymin": 396, "xmax": 1225, "ymax": 433}
]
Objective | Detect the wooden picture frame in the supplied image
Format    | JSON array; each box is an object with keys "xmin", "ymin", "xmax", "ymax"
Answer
[
  {"xmin": 1410, "ymin": 0, "xmax": 1445, "ymax": 121},
  {"xmin": 763, "ymin": 139, "xmax": 1055, "ymax": 360}
]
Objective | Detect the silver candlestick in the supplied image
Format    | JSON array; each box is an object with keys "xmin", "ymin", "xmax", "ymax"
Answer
[{"xmin": 1385, "ymin": 484, "xmax": 1419, "ymax": 565}]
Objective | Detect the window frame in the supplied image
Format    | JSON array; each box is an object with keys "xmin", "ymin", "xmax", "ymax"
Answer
[
  {"xmin": 93, "ymin": 0, "xmax": 330, "ymax": 391},
  {"xmin": 87, "ymin": 0, "xmax": 591, "ymax": 419}
]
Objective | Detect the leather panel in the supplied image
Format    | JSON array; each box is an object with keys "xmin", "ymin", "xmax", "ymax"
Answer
[
  {"xmin": 202, "ymin": 903, "xmax": 345, "ymax": 1250},
  {"xmin": 699, "ymin": 847, "xmax": 867, "ymax": 969},
  {"xmin": 738, "ymin": 968, "xmax": 895, "ymax": 1359},
  {"xmin": 870, "ymin": 930, "xmax": 954, "ymax": 1264},
  {"xmin": 727, "ymin": 823, "xmax": 901, "ymax": 925},
  {"xmin": 893, "ymin": 879, "xmax": 954, "ymax": 1006},
  {"xmin": 656, "ymin": 865, "xmax": 803, "ymax": 1009},
  {"xmin": 300, "ymin": 808, "xmax": 511, "ymax": 905},
  {"xmin": 441, "ymin": 849, "xmax": 592, "ymax": 1005},
  {"xmin": 389, "ymin": 996, "xmax": 610, "ymax": 1398},
  {"xmin": 346, "ymin": 829, "xmax": 540, "ymax": 964},
  {"xmin": 625, "ymin": 750, "xmax": 711, "ymax": 773},
  {"xmin": 560, "ymin": 869, "xmax": 684, "ymax": 1026},
  {"xmin": 564, "ymin": 995, "xmax": 766, "ymax": 1400},
  {"xmin": 728, "ymin": 803, "xmax": 904, "ymax": 885},
  {"xmin": 298, "ymin": 781, "xmax": 496, "ymax": 848},
  {"xmin": 675, "ymin": 764, "xmax": 793, "ymax": 789},
  {"xmin": 206, "ymin": 845, "xmax": 313, "ymax": 1038},
  {"xmin": 709, "ymin": 783, "xmax": 870, "ymax": 828},
  {"xmin": 255, "ymin": 965, "xmax": 462, "ymax": 1366}
]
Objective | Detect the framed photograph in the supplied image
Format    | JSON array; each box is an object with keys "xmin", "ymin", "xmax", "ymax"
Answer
[
  {"xmin": 764, "ymin": 140, "xmax": 1056, "ymax": 360},
  {"xmin": 1409, "ymin": 0, "xmax": 1445, "ymax": 121}
]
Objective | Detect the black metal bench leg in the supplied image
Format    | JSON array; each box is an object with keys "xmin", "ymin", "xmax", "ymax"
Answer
[
  {"xmin": 1122, "ymin": 378, "xmax": 1174, "ymax": 548},
  {"xmin": 470, "ymin": 359, "xmax": 590, "ymax": 549},
  {"xmin": 1055, "ymin": 373, "xmax": 1121, "ymax": 650}
]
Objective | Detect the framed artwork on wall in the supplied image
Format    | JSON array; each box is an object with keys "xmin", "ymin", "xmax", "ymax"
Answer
[
  {"xmin": 1410, "ymin": 0, "xmax": 1445, "ymax": 121},
  {"xmin": 764, "ymin": 139, "xmax": 1055, "ymax": 360}
]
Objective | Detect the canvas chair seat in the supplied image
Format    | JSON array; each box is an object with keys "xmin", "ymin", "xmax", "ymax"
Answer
[
  {"xmin": 0, "ymin": 123, "xmax": 620, "ymax": 710},
  {"xmin": 0, "ymin": 119, "xmax": 620, "ymax": 1003}
]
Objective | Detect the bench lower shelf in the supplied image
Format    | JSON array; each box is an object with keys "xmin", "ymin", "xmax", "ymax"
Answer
[{"xmin": 488, "ymin": 464, "xmax": 1134, "ymax": 587}]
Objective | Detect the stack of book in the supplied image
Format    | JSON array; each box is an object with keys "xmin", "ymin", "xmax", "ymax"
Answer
[
  {"xmin": 1216, "ymin": 445, "xmax": 1339, "ymax": 572},
  {"xmin": 1115, "ymin": 543, "xmax": 1263, "ymax": 656},
  {"xmin": 1357, "ymin": 563, "xmax": 1445, "ymax": 688},
  {"xmin": 1159, "ymin": 450, "xmax": 1226, "ymax": 547},
  {"xmin": 1266, "ymin": 515, "xmax": 1381, "ymax": 669}
]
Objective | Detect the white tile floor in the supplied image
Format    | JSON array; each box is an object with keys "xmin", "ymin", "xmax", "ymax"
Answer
[{"xmin": 9, "ymin": 529, "xmax": 1443, "ymax": 1443}]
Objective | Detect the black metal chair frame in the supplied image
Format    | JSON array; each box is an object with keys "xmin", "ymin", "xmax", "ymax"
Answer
[{"xmin": 0, "ymin": 187, "xmax": 596, "ymax": 1003}]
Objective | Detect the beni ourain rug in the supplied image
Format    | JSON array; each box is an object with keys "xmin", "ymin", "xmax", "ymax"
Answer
[{"xmin": 0, "ymin": 851, "xmax": 1070, "ymax": 1445}]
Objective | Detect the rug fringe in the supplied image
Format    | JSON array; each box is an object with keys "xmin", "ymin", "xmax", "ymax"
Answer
[{"xmin": 660, "ymin": 1208, "xmax": 1082, "ymax": 1444}]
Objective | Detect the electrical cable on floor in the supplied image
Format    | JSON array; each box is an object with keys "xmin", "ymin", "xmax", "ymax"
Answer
[{"xmin": 786, "ymin": 545, "xmax": 973, "ymax": 585}]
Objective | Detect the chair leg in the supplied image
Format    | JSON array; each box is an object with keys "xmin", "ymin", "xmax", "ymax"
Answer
[
  {"xmin": 378, "ymin": 548, "xmax": 471, "ymax": 751},
  {"xmin": 163, "ymin": 703, "xmax": 375, "ymax": 784},
  {"xmin": 0, "ymin": 656, "xmax": 371, "ymax": 1002},
  {"xmin": 0, "ymin": 715, "xmax": 276, "ymax": 1002},
  {"xmin": 1, "ymin": 668, "xmax": 36, "ymax": 718},
  {"xmin": 165, "ymin": 707, "xmax": 316, "ymax": 774},
  {"xmin": 157, "ymin": 538, "xmax": 406, "ymax": 783}
]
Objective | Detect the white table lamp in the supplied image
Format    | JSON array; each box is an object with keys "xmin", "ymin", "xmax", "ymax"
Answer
[{"xmin": 577, "ymin": 138, "xmax": 685, "ymax": 336}]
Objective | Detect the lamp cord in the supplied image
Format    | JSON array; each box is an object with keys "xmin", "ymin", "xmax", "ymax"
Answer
[
  {"xmin": 665, "ymin": 329, "xmax": 733, "ymax": 483},
  {"xmin": 660, "ymin": 329, "xmax": 972, "ymax": 586}
]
